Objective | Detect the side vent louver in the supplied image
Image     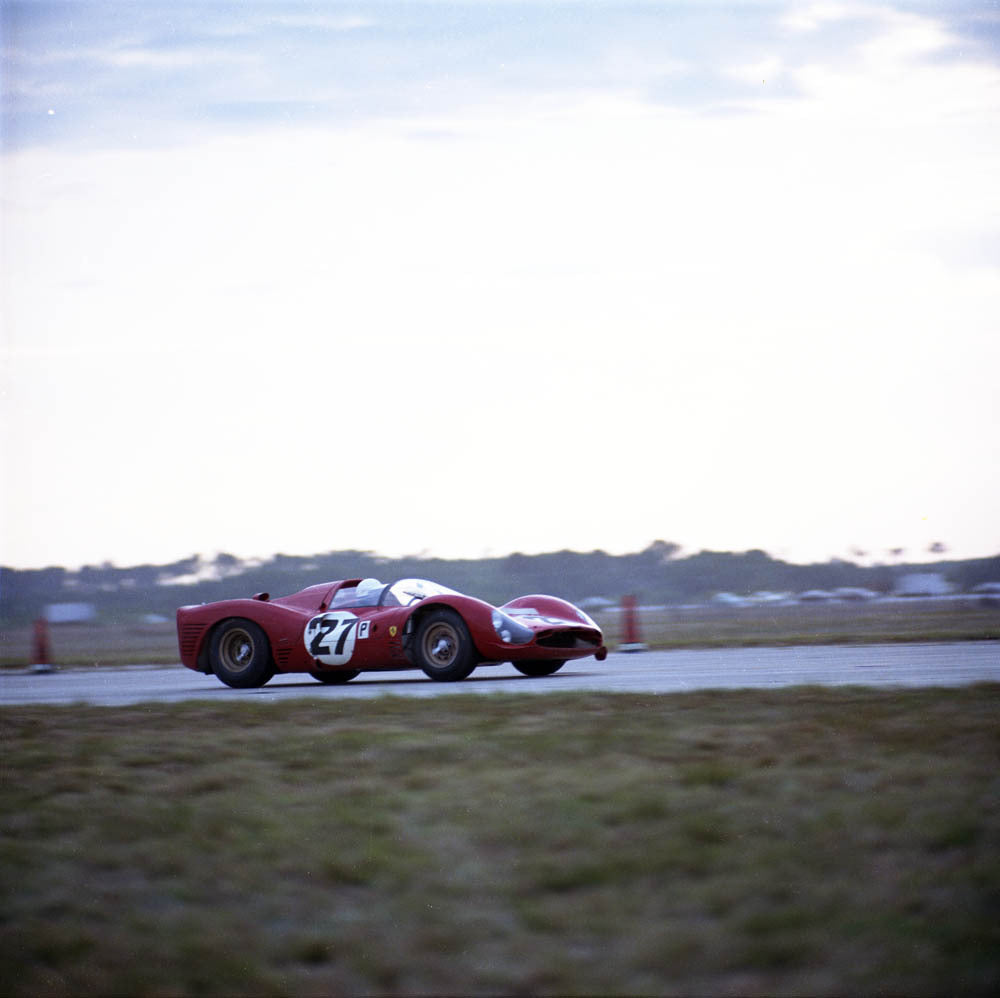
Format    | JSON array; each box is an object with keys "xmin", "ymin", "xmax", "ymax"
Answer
[{"xmin": 180, "ymin": 624, "xmax": 205, "ymax": 658}]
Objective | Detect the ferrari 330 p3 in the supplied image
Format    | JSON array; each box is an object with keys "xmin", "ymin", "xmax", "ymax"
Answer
[{"xmin": 177, "ymin": 577, "xmax": 607, "ymax": 688}]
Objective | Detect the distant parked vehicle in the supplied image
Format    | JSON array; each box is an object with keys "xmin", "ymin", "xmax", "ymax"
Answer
[
  {"xmin": 832, "ymin": 587, "xmax": 880, "ymax": 601},
  {"xmin": 971, "ymin": 582, "xmax": 1000, "ymax": 606}
]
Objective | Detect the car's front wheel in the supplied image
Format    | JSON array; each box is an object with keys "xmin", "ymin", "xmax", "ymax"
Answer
[
  {"xmin": 513, "ymin": 659, "xmax": 566, "ymax": 677},
  {"xmin": 209, "ymin": 618, "xmax": 275, "ymax": 688},
  {"xmin": 414, "ymin": 609, "xmax": 477, "ymax": 681}
]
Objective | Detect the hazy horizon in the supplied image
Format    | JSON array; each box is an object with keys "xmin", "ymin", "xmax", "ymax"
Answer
[{"xmin": 3, "ymin": 536, "xmax": 992, "ymax": 575}]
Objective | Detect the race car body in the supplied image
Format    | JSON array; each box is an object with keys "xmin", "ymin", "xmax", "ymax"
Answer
[{"xmin": 177, "ymin": 577, "xmax": 607, "ymax": 688}]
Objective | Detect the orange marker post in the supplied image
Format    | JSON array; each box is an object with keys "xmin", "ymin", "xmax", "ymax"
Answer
[
  {"xmin": 619, "ymin": 595, "xmax": 648, "ymax": 653},
  {"xmin": 31, "ymin": 617, "xmax": 55, "ymax": 672}
]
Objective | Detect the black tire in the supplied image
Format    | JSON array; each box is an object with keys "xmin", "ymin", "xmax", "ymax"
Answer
[
  {"xmin": 513, "ymin": 659, "xmax": 566, "ymax": 678},
  {"xmin": 413, "ymin": 608, "xmax": 477, "ymax": 681},
  {"xmin": 209, "ymin": 618, "xmax": 275, "ymax": 689},
  {"xmin": 310, "ymin": 670, "xmax": 360, "ymax": 684}
]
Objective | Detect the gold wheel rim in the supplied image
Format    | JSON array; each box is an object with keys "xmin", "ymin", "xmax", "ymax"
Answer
[
  {"xmin": 423, "ymin": 622, "xmax": 459, "ymax": 667},
  {"xmin": 219, "ymin": 628, "xmax": 254, "ymax": 671}
]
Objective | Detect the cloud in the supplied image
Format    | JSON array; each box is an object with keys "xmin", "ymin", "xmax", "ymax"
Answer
[
  {"xmin": 11, "ymin": 42, "xmax": 251, "ymax": 69},
  {"xmin": 779, "ymin": 2, "xmax": 962, "ymax": 69},
  {"xmin": 726, "ymin": 56, "xmax": 784, "ymax": 84},
  {"xmin": 99, "ymin": 45, "xmax": 252, "ymax": 70},
  {"xmin": 263, "ymin": 13, "xmax": 375, "ymax": 32},
  {"xmin": 859, "ymin": 7, "xmax": 956, "ymax": 63},
  {"xmin": 780, "ymin": 2, "xmax": 854, "ymax": 33}
]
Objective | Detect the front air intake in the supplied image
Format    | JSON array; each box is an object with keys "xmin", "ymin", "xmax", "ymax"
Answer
[{"xmin": 536, "ymin": 629, "xmax": 602, "ymax": 650}]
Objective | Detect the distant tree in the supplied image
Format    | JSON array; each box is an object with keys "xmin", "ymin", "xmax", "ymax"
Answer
[
  {"xmin": 643, "ymin": 540, "xmax": 681, "ymax": 564},
  {"xmin": 157, "ymin": 555, "xmax": 200, "ymax": 582},
  {"xmin": 128, "ymin": 564, "xmax": 161, "ymax": 587}
]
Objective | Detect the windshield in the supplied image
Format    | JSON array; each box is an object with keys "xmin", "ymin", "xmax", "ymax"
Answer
[
  {"xmin": 329, "ymin": 578, "xmax": 389, "ymax": 608},
  {"xmin": 386, "ymin": 578, "xmax": 460, "ymax": 607}
]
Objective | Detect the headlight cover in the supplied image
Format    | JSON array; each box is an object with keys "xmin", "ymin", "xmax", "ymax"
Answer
[{"xmin": 491, "ymin": 609, "xmax": 534, "ymax": 645}]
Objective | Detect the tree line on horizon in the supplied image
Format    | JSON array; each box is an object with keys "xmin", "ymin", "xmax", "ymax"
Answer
[{"xmin": 2, "ymin": 542, "xmax": 998, "ymax": 625}]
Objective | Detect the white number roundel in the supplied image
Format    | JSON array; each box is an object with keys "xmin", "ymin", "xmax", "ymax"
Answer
[{"xmin": 304, "ymin": 611, "xmax": 359, "ymax": 665}]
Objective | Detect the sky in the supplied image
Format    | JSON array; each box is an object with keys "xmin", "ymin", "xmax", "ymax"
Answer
[{"xmin": 2, "ymin": 0, "xmax": 999, "ymax": 571}]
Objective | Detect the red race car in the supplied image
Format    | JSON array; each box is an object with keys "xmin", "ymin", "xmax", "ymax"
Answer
[{"xmin": 177, "ymin": 577, "xmax": 607, "ymax": 688}]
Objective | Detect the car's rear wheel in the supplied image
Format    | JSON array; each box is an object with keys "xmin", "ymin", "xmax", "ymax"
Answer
[
  {"xmin": 310, "ymin": 670, "xmax": 360, "ymax": 684},
  {"xmin": 414, "ymin": 609, "xmax": 477, "ymax": 681},
  {"xmin": 209, "ymin": 618, "xmax": 274, "ymax": 688},
  {"xmin": 513, "ymin": 659, "xmax": 566, "ymax": 677}
]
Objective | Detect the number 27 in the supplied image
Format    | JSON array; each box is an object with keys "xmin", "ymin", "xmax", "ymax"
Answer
[{"xmin": 310, "ymin": 617, "xmax": 356, "ymax": 656}]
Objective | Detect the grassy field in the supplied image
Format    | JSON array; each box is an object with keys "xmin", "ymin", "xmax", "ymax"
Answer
[
  {"xmin": 1, "ymin": 620, "xmax": 181, "ymax": 668},
  {"xmin": 612, "ymin": 598, "xmax": 1000, "ymax": 649},
  {"xmin": 2, "ymin": 599, "xmax": 998, "ymax": 668},
  {"xmin": 2, "ymin": 687, "xmax": 998, "ymax": 996}
]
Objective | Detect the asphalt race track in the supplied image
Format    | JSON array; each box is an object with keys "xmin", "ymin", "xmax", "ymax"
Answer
[{"xmin": 2, "ymin": 642, "xmax": 998, "ymax": 707}]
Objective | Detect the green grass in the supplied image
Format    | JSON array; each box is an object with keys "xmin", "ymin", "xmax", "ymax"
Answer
[
  {"xmin": 2, "ymin": 599, "xmax": 998, "ymax": 668},
  {"xmin": 2, "ymin": 687, "xmax": 999, "ymax": 995},
  {"xmin": 1, "ymin": 620, "xmax": 181, "ymax": 668},
  {"xmin": 603, "ymin": 599, "xmax": 1000, "ymax": 649}
]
